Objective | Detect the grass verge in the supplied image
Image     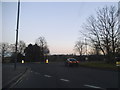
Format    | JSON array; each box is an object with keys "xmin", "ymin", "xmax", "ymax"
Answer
[{"xmin": 79, "ymin": 61, "xmax": 119, "ymax": 71}]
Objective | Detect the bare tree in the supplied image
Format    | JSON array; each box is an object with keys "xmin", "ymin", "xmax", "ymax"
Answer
[
  {"xmin": 97, "ymin": 6, "xmax": 118, "ymax": 56},
  {"xmin": 82, "ymin": 5, "xmax": 119, "ymax": 62},
  {"xmin": 35, "ymin": 36, "xmax": 49, "ymax": 61},
  {"xmin": 9, "ymin": 44, "xmax": 16, "ymax": 52},
  {"xmin": 36, "ymin": 37, "xmax": 47, "ymax": 52},
  {"xmin": 0, "ymin": 43, "xmax": 9, "ymax": 62},
  {"xmin": 44, "ymin": 46, "xmax": 50, "ymax": 55},
  {"xmin": 82, "ymin": 15, "xmax": 106, "ymax": 55},
  {"xmin": 18, "ymin": 40, "xmax": 26, "ymax": 55},
  {"xmin": 74, "ymin": 40, "xmax": 85, "ymax": 56}
]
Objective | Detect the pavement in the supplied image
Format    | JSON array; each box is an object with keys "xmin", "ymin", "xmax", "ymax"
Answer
[{"xmin": 2, "ymin": 63, "xmax": 28, "ymax": 89}]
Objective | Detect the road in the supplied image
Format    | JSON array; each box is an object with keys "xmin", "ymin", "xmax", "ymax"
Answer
[
  {"xmin": 0, "ymin": 57, "xmax": 1, "ymax": 89},
  {"xmin": 13, "ymin": 62, "xmax": 119, "ymax": 89}
]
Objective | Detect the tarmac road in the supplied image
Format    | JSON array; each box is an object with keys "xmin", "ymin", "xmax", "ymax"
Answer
[
  {"xmin": 0, "ymin": 63, "xmax": 2, "ymax": 90},
  {"xmin": 13, "ymin": 62, "xmax": 119, "ymax": 89}
]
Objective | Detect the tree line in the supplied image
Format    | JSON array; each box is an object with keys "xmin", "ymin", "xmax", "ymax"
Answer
[
  {"xmin": 0, "ymin": 36, "xmax": 50, "ymax": 63},
  {"xmin": 74, "ymin": 5, "xmax": 120, "ymax": 63},
  {"xmin": 24, "ymin": 37, "xmax": 49, "ymax": 62}
]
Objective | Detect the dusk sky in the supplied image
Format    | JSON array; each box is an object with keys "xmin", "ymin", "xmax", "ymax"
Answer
[{"xmin": 2, "ymin": 1, "xmax": 118, "ymax": 55}]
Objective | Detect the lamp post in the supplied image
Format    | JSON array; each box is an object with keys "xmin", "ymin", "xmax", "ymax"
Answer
[{"xmin": 14, "ymin": 0, "xmax": 20, "ymax": 70}]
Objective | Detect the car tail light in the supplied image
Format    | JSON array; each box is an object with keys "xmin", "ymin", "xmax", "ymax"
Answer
[
  {"xmin": 69, "ymin": 61, "xmax": 72, "ymax": 63},
  {"xmin": 77, "ymin": 61, "xmax": 80, "ymax": 63},
  {"xmin": 73, "ymin": 61, "xmax": 76, "ymax": 63}
]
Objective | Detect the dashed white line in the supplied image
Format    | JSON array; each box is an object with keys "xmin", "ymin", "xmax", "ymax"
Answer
[
  {"xmin": 60, "ymin": 79, "xmax": 70, "ymax": 82},
  {"xmin": 34, "ymin": 72, "xmax": 40, "ymax": 75},
  {"xmin": 44, "ymin": 75, "xmax": 52, "ymax": 78},
  {"xmin": 84, "ymin": 84, "xmax": 102, "ymax": 89}
]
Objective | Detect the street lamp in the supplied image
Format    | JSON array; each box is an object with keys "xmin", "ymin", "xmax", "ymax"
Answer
[{"xmin": 15, "ymin": 0, "xmax": 20, "ymax": 70}]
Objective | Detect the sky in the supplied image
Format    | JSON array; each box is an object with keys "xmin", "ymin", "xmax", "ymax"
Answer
[{"xmin": 2, "ymin": 1, "xmax": 118, "ymax": 55}]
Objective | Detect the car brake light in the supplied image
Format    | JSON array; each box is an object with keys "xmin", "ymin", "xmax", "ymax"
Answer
[
  {"xmin": 77, "ymin": 61, "xmax": 80, "ymax": 63},
  {"xmin": 69, "ymin": 61, "xmax": 72, "ymax": 63}
]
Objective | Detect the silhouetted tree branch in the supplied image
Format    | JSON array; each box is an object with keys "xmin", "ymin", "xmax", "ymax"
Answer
[{"xmin": 81, "ymin": 5, "xmax": 119, "ymax": 63}]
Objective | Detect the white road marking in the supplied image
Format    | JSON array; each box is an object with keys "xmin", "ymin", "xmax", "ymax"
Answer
[
  {"xmin": 44, "ymin": 75, "xmax": 52, "ymax": 77},
  {"xmin": 34, "ymin": 72, "xmax": 40, "ymax": 75},
  {"xmin": 60, "ymin": 79, "xmax": 70, "ymax": 82},
  {"xmin": 84, "ymin": 84, "xmax": 102, "ymax": 89},
  {"xmin": 18, "ymin": 79, "xmax": 23, "ymax": 83}
]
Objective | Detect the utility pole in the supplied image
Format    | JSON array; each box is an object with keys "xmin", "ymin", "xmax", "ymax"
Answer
[{"xmin": 15, "ymin": 0, "xmax": 20, "ymax": 70}]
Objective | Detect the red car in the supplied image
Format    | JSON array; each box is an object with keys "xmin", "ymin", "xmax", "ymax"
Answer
[{"xmin": 65, "ymin": 58, "xmax": 79, "ymax": 67}]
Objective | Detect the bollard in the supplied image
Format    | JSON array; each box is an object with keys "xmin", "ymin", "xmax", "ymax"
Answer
[
  {"xmin": 46, "ymin": 59, "xmax": 48, "ymax": 64},
  {"xmin": 116, "ymin": 61, "xmax": 120, "ymax": 66},
  {"xmin": 22, "ymin": 60, "xmax": 24, "ymax": 64}
]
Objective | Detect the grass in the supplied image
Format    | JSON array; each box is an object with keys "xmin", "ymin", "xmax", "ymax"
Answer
[{"xmin": 79, "ymin": 61, "xmax": 119, "ymax": 71}]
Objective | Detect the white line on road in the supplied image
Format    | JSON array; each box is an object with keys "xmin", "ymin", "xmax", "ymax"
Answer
[
  {"xmin": 84, "ymin": 84, "xmax": 102, "ymax": 89},
  {"xmin": 44, "ymin": 75, "xmax": 52, "ymax": 78},
  {"xmin": 34, "ymin": 72, "xmax": 40, "ymax": 75},
  {"xmin": 60, "ymin": 79, "xmax": 70, "ymax": 82}
]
